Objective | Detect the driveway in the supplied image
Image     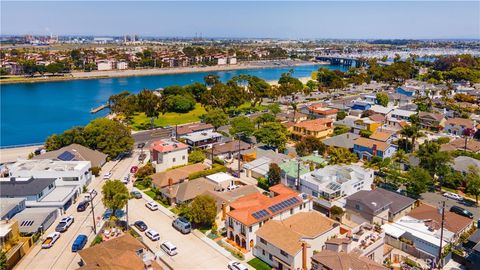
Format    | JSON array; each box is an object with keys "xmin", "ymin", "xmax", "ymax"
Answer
[{"xmin": 421, "ymin": 192, "xmax": 479, "ymax": 220}]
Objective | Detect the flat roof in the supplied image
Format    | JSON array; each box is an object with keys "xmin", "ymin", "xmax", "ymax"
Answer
[
  {"xmin": 40, "ymin": 185, "xmax": 77, "ymax": 202},
  {"xmin": 0, "ymin": 198, "xmax": 25, "ymax": 217},
  {"xmin": 181, "ymin": 130, "xmax": 222, "ymax": 142},
  {"xmin": 206, "ymin": 172, "xmax": 235, "ymax": 184}
]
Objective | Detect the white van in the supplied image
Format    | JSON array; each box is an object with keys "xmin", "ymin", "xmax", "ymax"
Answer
[
  {"xmin": 145, "ymin": 229, "xmax": 160, "ymax": 241},
  {"xmin": 84, "ymin": 189, "xmax": 97, "ymax": 202},
  {"xmin": 161, "ymin": 241, "xmax": 177, "ymax": 256}
]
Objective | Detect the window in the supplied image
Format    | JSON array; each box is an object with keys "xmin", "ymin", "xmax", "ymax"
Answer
[
  {"xmin": 240, "ymin": 224, "xmax": 246, "ymax": 235},
  {"xmin": 280, "ymin": 250, "xmax": 288, "ymax": 257},
  {"xmin": 262, "ymin": 249, "xmax": 265, "ymax": 256},
  {"xmin": 260, "ymin": 238, "xmax": 267, "ymax": 245},
  {"xmin": 173, "ymin": 158, "xmax": 176, "ymax": 162},
  {"xmin": 249, "ymin": 226, "xmax": 252, "ymax": 233},
  {"xmin": 63, "ymin": 177, "xmax": 79, "ymax": 181},
  {"xmin": 312, "ymin": 191, "xmax": 318, "ymax": 197},
  {"xmin": 182, "ymin": 155, "xmax": 185, "ymax": 160},
  {"xmin": 38, "ymin": 191, "xmax": 43, "ymax": 198},
  {"xmin": 228, "ymin": 218, "xmax": 233, "ymax": 227},
  {"xmin": 269, "ymin": 254, "xmax": 273, "ymax": 261},
  {"xmin": 48, "ymin": 183, "xmax": 54, "ymax": 189},
  {"xmin": 355, "ymin": 204, "xmax": 361, "ymax": 210},
  {"xmin": 290, "ymin": 209, "xmax": 293, "ymax": 215}
]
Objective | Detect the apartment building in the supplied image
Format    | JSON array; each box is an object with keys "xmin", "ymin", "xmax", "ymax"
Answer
[{"xmin": 150, "ymin": 139, "xmax": 189, "ymax": 172}]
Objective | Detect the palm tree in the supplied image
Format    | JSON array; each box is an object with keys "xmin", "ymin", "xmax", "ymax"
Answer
[
  {"xmin": 463, "ymin": 128, "xmax": 475, "ymax": 150},
  {"xmin": 400, "ymin": 122, "xmax": 424, "ymax": 153},
  {"xmin": 291, "ymin": 102, "xmax": 298, "ymax": 123}
]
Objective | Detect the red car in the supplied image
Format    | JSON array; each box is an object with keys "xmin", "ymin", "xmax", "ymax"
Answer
[{"xmin": 130, "ymin": 166, "xmax": 138, "ymax": 174}]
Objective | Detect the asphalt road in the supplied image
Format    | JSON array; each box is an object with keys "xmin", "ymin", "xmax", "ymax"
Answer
[
  {"xmin": 420, "ymin": 192, "xmax": 480, "ymax": 221},
  {"xmin": 132, "ymin": 127, "xmax": 174, "ymax": 147}
]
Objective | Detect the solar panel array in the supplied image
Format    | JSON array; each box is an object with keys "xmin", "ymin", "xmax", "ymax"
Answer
[
  {"xmin": 268, "ymin": 197, "xmax": 300, "ymax": 213},
  {"xmin": 326, "ymin": 182, "xmax": 341, "ymax": 191},
  {"xmin": 57, "ymin": 151, "xmax": 75, "ymax": 161},
  {"xmin": 251, "ymin": 209, "xmax": 269, "ymax": 220}
]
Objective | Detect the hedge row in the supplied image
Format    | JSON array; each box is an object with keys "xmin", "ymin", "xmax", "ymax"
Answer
[{"xmin": 188, "ymin": 164, "xmax": 227, "ymax": 180}]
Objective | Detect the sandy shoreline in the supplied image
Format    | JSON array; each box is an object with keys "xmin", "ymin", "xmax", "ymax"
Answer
[{"xmin": 0, "ymin": 60, "xmax": 319, "ymax": 85}]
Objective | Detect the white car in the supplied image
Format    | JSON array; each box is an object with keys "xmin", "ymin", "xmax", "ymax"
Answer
[
  {"xmin": 42, "ymin": 232, "xmax": 61, "ymax": 248},
  {"xmin": 443, "ymin": 192, "xmax": 463, "ymax": 201},
  {"xmin": 228, "ymin": 261, "xmax": 248, "ymax": 270},
  {"xmin": 145, "ymin": 201, "xmax": 159, "ymax": 211},
  {"xmin": 161, "ymin": 241, "xmax": 178, "ymax": 256},
  {"xmin": 55, "ymin": 216, "xmax": 74, "ymax": 232},
  {"xmin": 103, "ymin": 172, "xmax": 112, "ymax": 179},
  {"xmin": 227, "ymin": 184, "xmax": 239, "ymax": 191},
  {"xmin": 145, "ymin": 229, "xmax": 160, "ymax": 241}
]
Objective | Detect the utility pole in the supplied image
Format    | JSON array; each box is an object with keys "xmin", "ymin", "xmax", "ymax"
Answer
[
  {"xmin": 126, "ymin": 198, "xmax": 129, "ymax": 230},
  {"xmin": 237, "ymin": 138, "xmax": 241, "ymax": 178},
  {"xmin": 437, "ymin": 201, "xmax": 445, "ymax": 269},
  {"xmin": 211, "ymin": 135, "xmax": 215, "ymax": 168},
  {"xmin": 90, "ymin": 190, "xmax": 97, "ymax": 234},
  {"xmin": 296, "ymin": 159, "xmax": 301, "ymax": 191}
]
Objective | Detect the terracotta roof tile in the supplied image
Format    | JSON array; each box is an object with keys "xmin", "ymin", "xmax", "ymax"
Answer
[
  {"xmin": 312, "ymin": 250, "xmax": 387, "ymax": 270},
  {"xmin": 369, "ymin": 131, "xmax": 394, "ymax": 142},
  {"xmin": 294, "ymin": 119, "xmax": 333, "ymax": 132},
  {"xmin": 445, "ymin": 118, "xmax": 474, "ymax": 128},
  {"xmin": 353, "ymin": 137, "xmax": 390, "ymax": 152},
  {"xmin": 407, "ymin": 203, "xmax": 473, "ymax": 234}
]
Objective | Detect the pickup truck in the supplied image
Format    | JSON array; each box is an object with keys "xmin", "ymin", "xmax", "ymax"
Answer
[
  {"xmin": 55, "ymin": 216, "xmax": 74, "ymax": 232},
  {"xmin": 42, "ymin": 232, "xmax": 60, "ymax": 249}
]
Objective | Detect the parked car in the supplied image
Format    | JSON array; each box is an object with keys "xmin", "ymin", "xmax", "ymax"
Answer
[
  {"xmin": 55, "ymin": 216, "xmax": 74, "ymax": 232},
  {"xmin": 42, "ymin": 232, "xmax": 61, "ymax": 249},
  {"xmin": 145, "ymin": 229, "xmax": 160, "ymax": 241},
  {"xmin": 227, "ymin": 261, "xmax": 248, "ymax": 270},
  {"xmin": 72, "ymin": 234, "xmax": 88, "ymax": 252},
  {"xmin": 161, "ymin": 241, "xmax": 178, "ymax": 256},
  {"xmin": 130, "ymin": 166, "xmax": 138, "ymax": 174},
  {"xmin": 130, "ymin": 190, "xmax": 142, "ymax": 199},
  {"xmin": 138, "ymin": 153, "xmax": 147, "ymax": 162},
  {"xmin": 103, "ymin": 172, "xmax": 113, "ymax": 179},
  {"xmin": 227, "ymin": 184, "xmax": 239, "ymax": 191},
  {"xmin": 172, "ymin": 217, "xmax": 191, "ymax": 234},
  {"xmin": 77, "ymin": 200, "xmax": 90, "ymax": 212},
  {"xmin": 146, "ymin": 201, "xmax": 159, "ymax": 211},
  {"xmin": 84, "ymin": 189, "xmax": 97, "ymax": 202},
  {"xmin": 122, "ymin": 175, "xmax": 130, "ymax": 184},
  {"xmin": 443, "ymin": 192, "xmax": 463, "ymax": 201},
  {"xmin": 460, "ymin": 199, "xmax": 477, "ymax": 207},
  {"xmin": 134, "ymin": 220, "xmax": 148, "ymax": 232},
  {"xmin": 137, "ymin": 142, "xmax": 145, "ymax": 149},
  {"xmin": 450, "ymin": 205, "xmax": 474, "ymax": 219}
]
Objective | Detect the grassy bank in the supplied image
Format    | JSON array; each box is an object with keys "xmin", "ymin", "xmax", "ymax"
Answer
[{"xmin": 130, "ymin": 103, "xmax": 207, "ymax": 130}]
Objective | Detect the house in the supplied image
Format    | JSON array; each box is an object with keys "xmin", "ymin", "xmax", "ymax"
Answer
[
  {"xmin": 307, "ymin": 104, "xmax": 338, "ymax": 119},
  {"xmin": 440, "ymin": 138, "xmax": 480, "ymax": 153},
  {"xmin": 150, "ymin": 139, "xmax": 189, "ymax": 172},
  {"xmin": 78, "ymin": 234, "xmax": 161, "ymax": 270},
  {"xmin": 334, "ymin": 116, "xmax": 381, "ymax": 135},
  {"xmin": 350, "ymin": 101, "xmax": 372, "ymax": 111},
  {"xmin": 418, "ymin": 112, "xmax": 446, "ymax": 131},
  {"xmin": 344, "ymin": 189, "xmax": 416, "ymax": 224},
  {"xmin": 176, "ymin": 122, "xmax": 214, "ymax": 137},
  {"xmin": 180, "ymin": 129, "xmax": 223, "ymax": 149},
  {"xmin": 395, "ymin": 86, "xmax": 416, "ymax": 97},
  {"xmin": 444, "ymin": 118, "xmax": 475, "ymax": 135},
  {"xmin": 226, "ymin": 184, "xmax": 312, "ymax": 251},
  {"xmin": 207, "ymin": 140, "xmax": 252, "ymax": 161},
  {"xmin": 353, "ymin": 136, "xmax": 397, "ymax": 160},
  {"xmin": 96, "ymin": 59, "xmax": 114, "ymax": 71},
  {"xmin": 160, "ymin": 177, "xmax": 218, "ymax": 205},
  {"xmin": 0, "ymin": 220, "xmax": 34, "ymax": 270},
  {"xmin": 242, "ymin": 147, "xmax": 289, "ymax": 179},
  {"xmin": 0, "ymin": 198, "xmax": 26, "ymax": 220},
  {"xmin": 311, "ymin": 250, "xmax": 387, "ymax": 270},
  {"xmin": 254, "ymin": 212, "xmax": 340, "ymax": 270},
  {"xmin": 452, "ymin": 156, "xmax": 480, "ymax": 173},
  {"xmin": 368, "ymin": 131, "xmax": 396, "ymax": 144},
  {"xmin": 382, "ymin": 203, "xmax": 474, "ymax": 261},
  {"xmin": 276, "ymin": 111, "xmax": 308, "ymax": 123},
  {"xmin": 466, "ymin": 242, "xmax": 480, "ymax": 270},
  {"xmin": 296, "ymin": 165, "xmax": 374, "ymax": 201},
  {"xmin": 324, "ymin": 222, "xmax": 386, "ymax": 264},
  {"xmin": 388, "ymin": 93, "xmax": 414, "ymax": 107},
  {"xmin": 4, "ymin": 159, "xmax": 93, "ymax": 194},
  {"xmin": 116, "ymin": 61, "xmax": 128, "ymax": 70},
  {"xmin": 322, "ymin": 133, "xmax": 360, "ymax": 150},
  {"xmin": 369, "ymin": 105, "xmax": 394, "ymax": 116},
  {"xmin": 292, "ymin": 119, "xmax": 334, "ymax": 139},
  {"xmin": 13, "ymin": 207, "xmax": 59, "ymax": 234},
  {"xmin": 387, "ymin": 109, "xmax": 416, "ymax": 122},
  {"xmin": 151, "ymin": 163, "xmax": 209, "ymax": 189},
  {"xmin": 0, "ymin": 177, "xmax": 78, "ymax": 210},
  {"xmin": 33, "ymin": 144, "xmax": 107, "ymax": 168},
  {"xmin": 279, "ymin": 160, "xmax": 310, "ymax": 187}
]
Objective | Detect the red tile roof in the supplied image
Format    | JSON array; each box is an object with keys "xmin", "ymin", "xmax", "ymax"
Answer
[
  {"xmin": 151, "ymin": 140, "xmax": 188, "ymax": 153},
  {"xmin": 294, "ymin": 119, "xmax": 333, "ymax": 132}
]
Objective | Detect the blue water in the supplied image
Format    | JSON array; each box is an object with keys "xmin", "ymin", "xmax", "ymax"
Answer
[{"xmin": 0, "ymin": 64, "xmax": 346, "ymax": 147}]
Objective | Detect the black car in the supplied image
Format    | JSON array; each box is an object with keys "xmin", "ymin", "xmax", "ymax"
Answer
[
  {"xmin": 450, "ymin": 205, "xmax": 474, "ymax": 219},
  {"xmin": 137, "ymin": 142, "xmax": 145, "ymax": 149},
  {"xmin": 77, "ymin": 201, "xmax": 89, "ymax": 212},
  {"xmin": 134, "ymin": 220, "xmax": 148, "ymax": 232},
  {"xmin": 460, "ymin": 199, "xmax": 477, "ymax": 207}
]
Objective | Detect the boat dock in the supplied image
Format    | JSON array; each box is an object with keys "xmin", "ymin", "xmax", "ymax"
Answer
[{"xmin": 90, "ymin": 104, "xmax": 109, "ymax": 114}]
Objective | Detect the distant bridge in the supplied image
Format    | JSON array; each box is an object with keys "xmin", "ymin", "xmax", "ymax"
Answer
[{"xmin": 315, "ymin": 55, "xmax": 391, "ymax": 68}]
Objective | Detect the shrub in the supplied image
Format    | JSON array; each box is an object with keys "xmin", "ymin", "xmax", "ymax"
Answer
[
  {"xmin": 188, "ymin": 164, "xmax": 227, "ymax": 180},
  {"xmin": 90, "ymin": 235, "xmax": 103, "ymax": 246},
  {"xmin": 189, "ymin": 148, "xmax": 206, "ymax": 163},
  {"xmin": 135, "ymin": 163, "xmax": 154, "ymax": 179},
  {"xmin": 90, "ymin": 166, "xmax": 101, "ymax": 177},
  {"xmin": 257, "ymin": 177, "xmax": 270, "ymax": 190}
]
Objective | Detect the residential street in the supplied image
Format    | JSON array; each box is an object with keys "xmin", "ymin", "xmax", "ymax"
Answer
[{"xmin": 421, "ymin": 192, "xmax": 480, "ymax": 220}]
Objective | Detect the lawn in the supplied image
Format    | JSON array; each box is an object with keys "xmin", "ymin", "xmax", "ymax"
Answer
[
  {"xmin": 247, "ymin": 258, "xmax": 271, "ymax": 270},
  {"xmin": 130, "ymin": 103, "xmax": 207, "ymax": 130}
]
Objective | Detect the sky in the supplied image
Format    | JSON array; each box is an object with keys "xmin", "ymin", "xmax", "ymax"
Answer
[{"xmin": 1, "ymin": 1, "xmax": 479, "ymax": 39}]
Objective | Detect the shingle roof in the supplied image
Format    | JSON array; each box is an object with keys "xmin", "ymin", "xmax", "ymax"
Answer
[
  {"xmin": 445, "ymin": 118, "xmax": 474, "ymax": 128},
  {"xmin": 312, "ymin": 250, "xmax": 387, "ymax": 270},
  {"xmin": 369, "ymin": 131, "xmax": 394, "ymax": 142},
  {"xmin": 151, "ymin": 163, "xmax": 209, "ymax": 188},
  {"xmin": 322, "ymin": 133, "xmax": 360, "ymax": 149},
  {"xmin": 33, "ymin": 143, "xmax": 107, "ymax": 167},
  {"xmin": 294, "ymin": 119, "xmax": 333, "ymax": 132},
  {"xmin": 407, "ymin": 203, "xmax": 473, "ymax": 234},
  {"xmin": 0, "ymin": 177, "xmax": 56, "ymax": 197},
  {"xmin": 353, "ymin": 137, "xmax": 390, "ymax": 152},
  {"xmin": 176, "ymin": 123, "xmax": 213, "ymax": 136},
  {"xmin": 347, "ymin": 189, "xmax": 415, "ymax": 214}
]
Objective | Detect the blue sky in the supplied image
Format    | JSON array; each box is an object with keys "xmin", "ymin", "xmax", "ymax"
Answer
[{"xmin": 1, "ymin": 1, "xmax": 479, "ymax": 39}]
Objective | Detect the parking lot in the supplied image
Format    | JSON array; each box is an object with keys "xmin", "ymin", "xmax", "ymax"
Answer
[{"xmin": 421, "ymin": 192, "xmax": 480, "ymax": 221}]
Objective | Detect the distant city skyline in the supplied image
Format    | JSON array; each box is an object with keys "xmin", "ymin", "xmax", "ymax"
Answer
[{"xmin": 1, "ymin": 1, "xmax": 479, "ymax": 39}]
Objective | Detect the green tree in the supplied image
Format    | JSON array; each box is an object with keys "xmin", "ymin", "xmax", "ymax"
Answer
[
  {"xmin": 203, "ymin": 109, "xmax": 229, "ymax": 130},
  {"xmin": 278, "ymin": 71, "xmax": 303, "ymax": 97},
  {"xmin": 137, "ymin": 89, "xmax": 162, "ymax": 127},
  {"xmin": 102, "ymin": 180, "xmax": 129, "ymax": 218},
  {"xmin": 305, "ymin": 80, "xmax": 318, "ymax": 93},
  {"xmin": 188, "ymin": 195, "xmax": 217, "ymax": 226},
  {"xmin": 0, "ymin": 249, "xmax": 6, "ymax": 270},
  {"xmin": 405, "ymin": 167, "xmax": 433, "ymax": 194},
  {"xmin": 416, "ymin": 141, "xmax": 451, "ymax": 177},
  {"xmin": 328, "ymin": 147, "xmax": 358, "ymax": 165},
  {"xmin": 254, "ymin": 113, "xmax": 276, "ymax": 128},
  {"xmin": 20, "ymin": 59, "xmax": 38, "ymax": 76},
  {"xmin": 376, "ymin": 93, "xmax": 389, "ymax": 107},
  {"xmin": 267, "ymin": 104, "xmax": 281, "ymax": 116},
  {"xmin": 231, "ymin": 75, "xmax": 271, "ymax": 106},
  {"xmin": 400, "ymin": 123, "xmax": 423, "ymax": 153},
  {"xmin": 254, "ymin": 122, "xmax": 289, "ymax": 151},
  {"xmin": 333, "ymin": 125, "xmax": 351, "ymax": 135},
  {"xmin": 466, "ymin": 167, "xmax": 480, "ymax": 203},
  {"xmin": 83, "ymin": 118, "xmax": 134, "ymax": 158},
  {"xmin": 204, "ymin": 74, "xmax": 220, "ymax": 87},
  {"xmin": 135, "ymin": 163, "xmax": 155, "ymax": 179},
  {"xmin": 163, "ymin": 95, "xmax": 196, "ymax": 113},
  {"xmin": 46, "ymin": 62, "xmax": 64, "ymax": 75},
  {"xmin": 336, "ymin": 111, "xmax": 347, "ymax": 121},
  {"xmin": 229, "ymin": 116, "xmax": 255, "ymax": 137},
  {"xmin": 189, "ymin": 148, "xmax": 206, "ymax": 164},
  {"xmin": 295, "ymin": 136, "xmax": 327, "ymax": 156},
  {"xmin": 184, "ymin": 82, "xmax": 208, "ymax": 102},
  {"xmin": 359, "ymin": 129, "xmax": 373, "ymax": 138},
  {"xmin": 267, "ymin": 163, "xmax": 282, "ymax": 186}
]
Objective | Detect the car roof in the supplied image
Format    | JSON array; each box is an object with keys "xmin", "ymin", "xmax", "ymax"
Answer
[{"xmin": 162, "ymin": 241, "xmax": 176, "ymax": 248}]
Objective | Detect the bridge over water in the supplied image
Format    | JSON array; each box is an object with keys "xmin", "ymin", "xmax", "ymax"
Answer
[{"xmin": 315, "ymin": 55, "xmax": 390, "ymax": 68}]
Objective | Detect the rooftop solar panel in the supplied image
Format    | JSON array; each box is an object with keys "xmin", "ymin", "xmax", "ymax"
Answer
[
  {"xmin": 252, "ymin": 209, "xmax": 269, "ymax": 220},
  {"xmin": 268, "ymin": 197, "xmax": 300, "ymax": 213},
  {"xmin": 57, "ymin": 151, "xmax": 75, "ymax": 161}
]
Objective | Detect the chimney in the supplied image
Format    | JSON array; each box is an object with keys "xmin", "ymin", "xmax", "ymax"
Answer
[
  {"xmin": 301, "ymin": 241, "xmax": 308, "ymax": 270},
  {"xmin": 221, "ymin": 202, "xmax": 227, "ymax": 220},
  {"xmin": 168, "ymin": 178, "xmax": 174, "ymax": 194}
]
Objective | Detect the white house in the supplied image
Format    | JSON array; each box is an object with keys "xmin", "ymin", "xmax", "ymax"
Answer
[
  {"xmin": 96, "ymin": 60, "xmax": 114, "ymax": 71},
  {"xmin": 150, "ymin": 140, "xmax": 189, "ymax": 172},
  {"xmin": 254, "ymin": 212, "xmax": 340, "ymax": 270},
  {"xmin": 295, "ymin": 165, "xmax": 374, "ymax": 201},
  {"xmin": 180, "ymin": 130, "xmax": 223, "ymax": 149},
  {"xmin": 116, "ymin": 61, "xmax": 128, "ymax": 70},
  {"xmin": 205, "ymin": 172, "xmax": 236, "ymax": 190},
  {"xmin": 226, "ymin": 184, "xmax": 312, "ymax": 251}
]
